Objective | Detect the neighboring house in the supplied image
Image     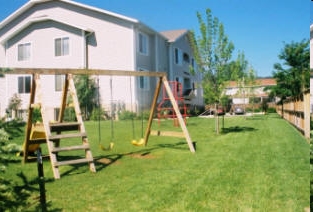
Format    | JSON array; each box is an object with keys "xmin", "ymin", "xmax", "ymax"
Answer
[
  {"xmin": 0, "ymin": 0, "xmax": 203, "ymax": 121},
  {"xmin": 160, "ymin": 29, "xmax": 203, "ymax": 108},
  {"xmin": 225, "ymin": 78, "xmax": 276, "ymax": 105}
]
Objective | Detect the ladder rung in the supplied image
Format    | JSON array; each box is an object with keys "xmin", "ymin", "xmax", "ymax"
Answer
[
  {"xmin": 50, "ymin": 122, "xmax": 81, "ymax": 132},
  {"xmin": 54, "ymin": 158, "xmax": 94, "ymax": 166},
  {"xmin": 49, "ymin": 132, "xmax": 87, "ymax": 140},
  {"xmin": 52, "ymin": 144, "xmax": 90, "ymax": 152}
]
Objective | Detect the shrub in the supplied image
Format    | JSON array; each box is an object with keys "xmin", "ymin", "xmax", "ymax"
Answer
[
  {"xmin": 63, "ymin": 108, "xmax": 76, "ymax": 122},
  {"xmin": 90, "ymin": 107, "xmax": 106, "ymax": 121},
  {"xmin": 267, "ymin": 107, "xmax": 276, "ymax": 113},
  {"xmin": 118, "ymin": 110, "xmax": 137, "ymax": 120}
]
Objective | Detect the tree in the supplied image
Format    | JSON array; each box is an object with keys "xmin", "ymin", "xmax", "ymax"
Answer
[
  {"xmin": 190, "ymin": 9, "xmax": 235, "ymax": 104},
  {"xmin": 225, "ymin": 51, "xmax": 248, "ymax": 81},
  {"xmin": 74, "ymin": 75, "xmax": 97, "ymax": 120},
  {"xmin": 271, "ymin": 39, "xmax": 309, "ymax": 101},
  {"xmin": 189, "ymin": 8, "xmax": 234, "ymax": 134}
]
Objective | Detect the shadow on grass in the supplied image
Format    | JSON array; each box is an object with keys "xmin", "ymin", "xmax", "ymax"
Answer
[
  {"xmin": 221, "ymin": 126, "xmax": 257, "ymax": 134},
  {"xmin": 52, "ymin": 141, "xmax": 191, "ymax": 177},
  {"xmin": 1, "ymin": 171, "xmax": 62, "ymax": 212},
  {"xmin": 245, "ymin": 115, "xmax": 267, "ymax": 120},
  {"xmin": 157, "ymin": 141, "xmax": 190, "ymax": 151},
  {"xmin": 93, "ymin": 147, "xmax": 161, "ymax": 171}
]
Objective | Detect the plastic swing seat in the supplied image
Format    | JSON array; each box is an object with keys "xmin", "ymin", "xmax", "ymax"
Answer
[
  {"xmin": 131, "ymin": 138, "xmax": 145, "ymax": 146},
  {"xmin": 99, "ymin": 142, "xmax": 114, "ymax": 151}
]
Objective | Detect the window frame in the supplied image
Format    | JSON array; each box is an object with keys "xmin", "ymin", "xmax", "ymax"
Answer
[
  {"xmin": 138, "ymin": 68, "xmax": 150, "ymax": 90},
  {"xmin": 18, "ymin": 76, "xmax": 31, "ymax": 94},
  {"xmin": 138, "ymin": 32, "xmax": 149, "ymax": 55},
  {"xmin": 55, "ymin": 75, "xmax": 65, "ymax": 91},
  {"xmin": 174, "ymin": 48, "xmax": 182, "ymax": 65},
  {"xmin": 54, "ymin": 37, "xmax": 69, "ymax": 57},
  {"xmin": 17, "ymin": 42, "xmax": 31, "ymax": 61}
]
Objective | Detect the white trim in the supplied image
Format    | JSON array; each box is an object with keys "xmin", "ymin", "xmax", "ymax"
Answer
[
  {"xmin": 155, "ymin": 34, "xmax": 159, "ymax": 72},
  {"xmin": 82, "ymin": 30, "xmax": 86, "ymax": 68},
  {"xmin": 0, "ymin": 16, "xmax": 94, "ymax": 45},
  {"xmin": 132, "ymin": 25, "xmax": 137, "ymax": 70}
]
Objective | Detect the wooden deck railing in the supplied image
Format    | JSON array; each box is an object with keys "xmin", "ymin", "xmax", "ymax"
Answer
[{"xmin": 276, "ymin": 90, "xmax": 310, "ymax": 138}]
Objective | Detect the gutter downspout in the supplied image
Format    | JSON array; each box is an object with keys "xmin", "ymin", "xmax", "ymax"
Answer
[
  {"xmin": 83, "ymin": 30, "xmax": 94, "ymax": 69},
  {"xmin": 168, "ymin": 42, "xmax": 173, "ymax": 81}
]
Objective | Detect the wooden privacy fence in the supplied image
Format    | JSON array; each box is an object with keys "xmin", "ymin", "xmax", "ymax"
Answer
[{"xmin": 276, "ymin": 90, "xmax": 310, "ymax": 138}]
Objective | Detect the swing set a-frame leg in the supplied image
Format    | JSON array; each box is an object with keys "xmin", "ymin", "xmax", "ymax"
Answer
[
  {"xmin": 144, "ymin": 77, "xmax": 162, "ymax": 146},
  {"xmin": 144, "ymin": 76, "xmax": 195, "ymax": 153}
]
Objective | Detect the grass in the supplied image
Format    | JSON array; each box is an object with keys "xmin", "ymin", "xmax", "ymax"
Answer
[{"xmin": 3, "ymin": 113, "xmax": 309, "ymax": 211}]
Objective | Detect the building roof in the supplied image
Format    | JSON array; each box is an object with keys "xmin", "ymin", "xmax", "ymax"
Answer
[
  {"xmin": 0, "ymin": 0, "xmax": 138, "ymax": 29},
  {"xmin": 0, "ymin": 16, "xmax": 94, "ymax": 44},
  {"xmin": 227, "ymin": 78, "xmax": 276, "ymax": 88},
  {"xmin": 160, "ymin": 29, "xmax": 188, "ymax": 42},
  {"xmin": 0, "ymin": 0, "xmax": 169, "ymax": 43}
]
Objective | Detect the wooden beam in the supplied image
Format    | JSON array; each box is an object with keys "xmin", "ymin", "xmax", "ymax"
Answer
[
  {"xmin": 23, "ymin": 73, "xmax": 38, "ymax": 163},
  {"xmin": 3, "ymin": 68, "xmax": 166, "ymax": 77},
  {"xmin": 150, "ymin": 130, "xmax": 185, "ymax": 138},
  {"xmin": 162, "ymin": 76, "xmax": 195, "ymax": 153},
  {"xmin": 144, "ymin": 77, "xmax": 163, "ymax": 146}
]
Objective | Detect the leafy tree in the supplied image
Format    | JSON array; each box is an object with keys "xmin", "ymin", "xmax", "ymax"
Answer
[
  {"xmin": 74, "ymin": 75, "xmax": 97, "ymax": 120},
  {"xmin": 0, "ymin": 126, "xmax": 31, "ymax": 211},
  {"xmin": 225, "ymin": 51, "xmax": 248, "ymax": 81},
  {"xmin": 189, "ymin": 8, "xmax": 234, "ymax": 134},
  {"xmin": 189, "ymin": 8, "xmax": 235, "ymax": 104},
  {"xmin": 271, "ymin": 39, "xmax": 309, "ymax": 101}
]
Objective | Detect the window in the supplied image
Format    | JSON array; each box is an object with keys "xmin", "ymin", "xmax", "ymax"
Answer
[
  {"xmin": 55, "ymin": 37, "xmax": 69, "ymax": 56},
  {"xmin": 174, "ymin": 48, "xmax": 182, "ymax": 65},
  {"xmin": 18, "ymin": 43, "xmax": 31, "ymax": 61},
  {"xmin": 54, "ymin": 108, "xmax": 60, "ymax": 121},
  {"xmin": 18, "ymin": 76, "xmax": 31, "ymax": 93},
  {"xmin": 138, "ymin": 33, "xmax": 148, "ymax": 55},
  {"xmin": 55, "ymin": 75, "xmax": 65, "ymax": 91},
  {"xmin": 183, "ymin": 52, "xmax": 190, "ymax": 63},
  {"xmin": 139, "ymin": 69, "xmax": 149, "ymax": 90}
]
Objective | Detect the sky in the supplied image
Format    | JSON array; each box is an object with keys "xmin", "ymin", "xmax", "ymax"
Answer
[{"xmin": 0, "ymin": 0, "xmax": 310, "ymax": 77}]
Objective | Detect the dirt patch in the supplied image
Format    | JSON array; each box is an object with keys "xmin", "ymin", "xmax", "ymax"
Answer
[
  {"xmin": 97, "ymin": 158, "xmax": 120, "ymax": 165},
  {"xmin": 128, "ymin": 153, "xmax": 156, "ymax": 159}
]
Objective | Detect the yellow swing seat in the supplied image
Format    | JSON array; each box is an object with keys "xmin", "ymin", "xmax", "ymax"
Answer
[
  {"xmin": 131, "ymin": 138, "xmax": 145, "ymax": 146},
  {"xmin": 99, "ymin": 142, "xmax": 114, "ymax": 151}
]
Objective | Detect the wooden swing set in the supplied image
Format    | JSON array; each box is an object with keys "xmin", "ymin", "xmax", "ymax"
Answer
[{"xmin": 6, "ymin": 68, "xmax": 195, "ymax": 179}]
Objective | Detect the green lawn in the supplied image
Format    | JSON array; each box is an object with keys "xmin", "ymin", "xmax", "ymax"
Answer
[{"xmin": 4, "ymin": 113, "xmax": 309, "ymax": 211}]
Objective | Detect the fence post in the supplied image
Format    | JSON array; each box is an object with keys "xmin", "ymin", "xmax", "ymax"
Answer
[{"xmin": 304, "ymin": 91, "xmax": 310, "ymax": 138}]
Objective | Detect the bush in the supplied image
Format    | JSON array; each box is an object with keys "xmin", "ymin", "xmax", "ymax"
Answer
[
  {"xmin": 267, "ymin": 107, "xmax": 276, "ymax": 113},
  {"xmin": 0, "ymin": 123, "xmax": 34, "ymax": 211},
  {"xmin": 32, "ymin": 108, "xmax": 42, "ymax": 123},
  {"xmin": 90, "ymin": 107, "xmax": 106, "ymax": 121},
  {"xmin": 118, "ymin": 110, "xmax": 137, "ymax": 120},
  {"xmin": 63, "ymin": 108, "xmax": 76, "ymax": 122},
  {"xmin": 137, "ymin": 110, "xmax": 151, "ymax": 120}
]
